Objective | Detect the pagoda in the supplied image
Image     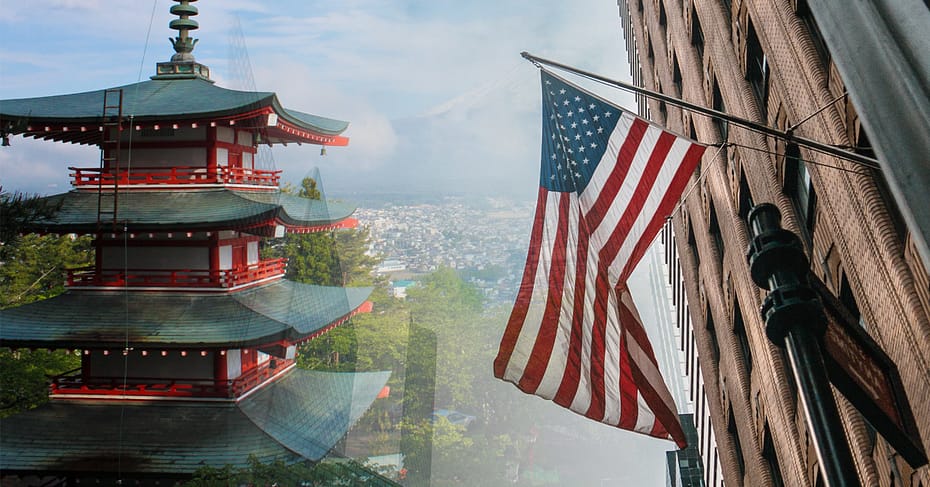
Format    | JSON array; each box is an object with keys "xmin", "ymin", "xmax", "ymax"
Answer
[{"xmin": 0, "ymin": 1, "xmax": 388, "ymax": 481}]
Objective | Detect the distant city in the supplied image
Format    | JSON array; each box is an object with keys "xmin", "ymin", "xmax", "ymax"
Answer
[{"xmin": 349, "ymin": 195, "xmax": 535, "ymax": 304}]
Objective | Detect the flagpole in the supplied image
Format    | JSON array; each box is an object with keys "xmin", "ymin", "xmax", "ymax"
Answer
[{"xmin": 520, "ymin": 51, "xmax": 880, "ymax": 171}]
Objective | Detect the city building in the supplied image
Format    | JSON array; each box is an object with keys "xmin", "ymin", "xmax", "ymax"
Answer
[
  {"xmin": 620, "ymin": 0, "xmax": 930, "ymax": 485},
  {"xmin": 0, "ymin": 1, "xmax": 388, "ymax": 482}
]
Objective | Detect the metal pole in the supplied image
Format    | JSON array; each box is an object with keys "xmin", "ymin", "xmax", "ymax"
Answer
[
  {"xmin": 746, "ymin": 204, "xmax": 860, "ymax": 487},
  {"xmin": 520, "ymin": 51, "xmax": 881, "ymax": 170}
]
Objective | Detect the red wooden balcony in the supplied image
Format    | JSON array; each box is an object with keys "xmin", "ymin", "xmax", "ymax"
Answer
[
  {"xmin": 69, "ymin": 165, "xmax": 282, "ymax": 187},
  {"xmin": 50, "ymin": 359, "xmax": 296, "ymax": 399},
  {"xmin": 66, "ymin": 258, "xmax": 287, "ymax": 289}
]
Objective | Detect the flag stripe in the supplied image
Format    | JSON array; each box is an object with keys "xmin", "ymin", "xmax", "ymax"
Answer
[
  {"xmin": 494, "ymin": 187, "xmax": 549, "ymax": 378},
  {"xmin": 584, "ymin": 129, "xmax": 676, "ymax": 420},
  {"xmin": 519, "ymin": 192, "xmax": 572, "ymax": 393},
  {"xmin": 553, "ymin": 116, "xmax": 650, "ymax": 408},
  {"xmin": 503, "ymin": 193, "xmax": 562, "ymax": 384}
]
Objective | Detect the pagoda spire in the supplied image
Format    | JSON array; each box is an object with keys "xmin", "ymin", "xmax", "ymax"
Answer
[
  {"xmin": 169, "ymin": 0, "xmax": 199, "ymax": 62},
  {"xmin": 153, "ymin": 0, "xmax": 212, "ymax": 81}
]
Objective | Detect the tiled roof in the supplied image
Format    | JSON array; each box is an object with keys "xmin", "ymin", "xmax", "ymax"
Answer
[
  {"xmin": 27, "ymin": 189, "xmax": 355, "ymax": 233},
  {"xmin": 0, "ymin": 78, "xmax": 349, "ymax": 135},
  {"xmin": 0, "ymin": 369, "xmax": 391, "ymax": 475},
  {"xmin": 0, "ymin": 281, "xmax": 373, "ymax": 348}
]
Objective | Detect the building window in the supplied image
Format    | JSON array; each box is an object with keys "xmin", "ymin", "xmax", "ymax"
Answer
[
  {"xmin": 762, "ymin": 425, "xmax": 786, "ymax": 487},
  {"xmin": 746, "ymin": 19, "xmax": 770, "ymax": 119},
  {"xmin": 691, "ymin": 5, "xmax": 705, "ymax": 60},
  {"xmin": 721, "ymin": 0, "xmax": 733, "ymax": 23},
  {"xmin": 728, "ymin": 409, "xmax": 746, "ymax": 478},
  {"xmin": 713, "ymin": 78, "xmax": 728, "ymax": 143},
  {"xmin": 733, "ymin": 300, "xmax": 753, "ymax": 375},
  {"xmin": 688, "ymin": 220, "xmax": 701, "ymax": 267},
  {"xmin": 709, "ymin": 202, "xmax": 725, "ymax": 263},
  {"xmin": 706, "ymin": 311, "xmax": 720, "ymax": 362},
  {"xmin": 738, "ymin": 170, "xmax": 754, "ymax": 222},
  {"xmin": 839, "ymin": 273, "xmax": 863, "ymax": 328},
  {"xmin": 785, "ymin": 143, "xmax": 816, "ymax": 238},
  {"xmin": 796, "ymin": 0, "xmax": 831, "ymax": 72}
]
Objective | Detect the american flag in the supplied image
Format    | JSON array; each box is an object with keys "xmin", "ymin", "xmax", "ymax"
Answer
[{"xmin": 494, "ymin": 70, "xmax": 704, "ymax": 447}]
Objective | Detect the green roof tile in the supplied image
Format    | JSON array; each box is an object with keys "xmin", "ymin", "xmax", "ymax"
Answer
[
  {"xmin": 0, "ymin": 281, "xmax": 373, "ymax": 348},
  {"xmin": 0, "ymin": 369, "xmax": 390, "ymax": 475},
  {"xmin": 0, "ymin": 78, "xmax": 348, "ymax": 135},
  {"xmin": 27, "ymin": 189, "xmax": 355, "ymax": 233}
]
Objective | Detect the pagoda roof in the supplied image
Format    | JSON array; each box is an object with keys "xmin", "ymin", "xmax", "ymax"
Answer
[
  {"xmin": 0, "ymin": 78, "xmax": 349, "ymax": 146},
  {"xmin": 0, "ymin": 280, "xmax": 373, "ymax": 349},
  {"xmin": 27, "ymin": 189, "xmax": 355, "ymax": 233},
  {"xmin": 0, "ymin": 368, "xmax": 391, "ymax": 475}
]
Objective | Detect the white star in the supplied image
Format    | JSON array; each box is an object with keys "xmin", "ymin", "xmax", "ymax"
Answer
[
  {"xmin": 546, "ymin": 80, "xmax": 552, "ymax": 85},
  {"xmin": 563, "ymin": 174, "xmax": 568, "ymax": 180},
  {"xmin": 589, "ymin": 103, "xmax": 596, "ymax": 109},
  {"xmin": 551, "ymin": 154, "xmax": 558, "ymax": 159},
  {"xmin": 556, "ymin": 143, "xmax": 561, "ymax": 149},
  {"xmin": 604, "ymin": 111, "xmax": 612, "ymax": 117},
  {"xmin": 578, "ymin": 146, "xmax": 585, "ymax": 152},
  {"xmin": 593, "ymin": 115, "xmax": 600, "ymax": 122},
  {"xmin": 560, "ymin": 125, "xmax": 566, "ymax": 130},
  {"xmin": 586, "ymin": 130, "xmax": 593, "ymax": 136},
  {"xmin": 597, "ymin": 127, "xmax": 604, "ymax": 133},
  {"xmin": 575, "ymin": 172, "xmax": 581, "ymax": 178},
  {"xmin": 551, "ymin": 174, "xmax": 556, "ymax": 180},
  {"xmin": 574, "ymin": 134, "xmax": 581, "ymax": 140},
  {"xmin": 567, "ymin": 148, "xmax": 573, "ymax": 154},
  {"xmin": 582, "ymin": 119, "xmax": 589, "ymax": 125},
  {"xmin": 574, "ymin": 96, "xmax": 581, "ymax": 102},
  {"xmin": 583, "ymin": 158, "xmax": 590, "ymax": 164},
  {"xmin": 557, "ymin": 113, "xmax": 562, "ymax": 119},
  {"xmin": 590, "ymin": 142, "xmax": 598, "ymax": 148},
  {"xmin": 550, "ymin": 114, "xmax": 556, "ymax": 120},
  {"xmin": 563, "ymin": 100, "xmax": 570, "ymax": 106},
  {"xmin": 566, "ymin": 111, "xmax": 573, "ymax": 118},
  {"xmin": 557, "ymin": 164, "xmax": 562, "ymax": 170},
  {"xmin": 551, "ymin": 134, "xmax": 556, "ymax": 139},
  {"xmin": 559, "ymin": 89, "xmax": 566, "ymax": 94},
  {"xmin": 549, "ymin": 91, "xmax": 555, "ymax": 96},
  {"xmin": 577, "ymin": 107, "xmax": 585, "ymax": 113},
  {"xmin": 571, "ymin": 122, "xmax": 578, "ymax": 129}
]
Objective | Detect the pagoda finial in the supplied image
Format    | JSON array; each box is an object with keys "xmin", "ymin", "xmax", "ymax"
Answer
[
  {"xmin": 169, "ymin": 0, "xmax": 199, "ymax": 62},
  {"xmin": 153, "ymin": 0, "xmax": 211, "ymax": 81}
]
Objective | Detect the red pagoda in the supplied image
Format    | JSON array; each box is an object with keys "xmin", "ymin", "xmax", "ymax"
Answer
[{"xmin": 0, "ymin": 1, "xmax": 388, "ymax": 481}]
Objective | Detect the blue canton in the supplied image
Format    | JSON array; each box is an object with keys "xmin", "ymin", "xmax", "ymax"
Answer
[{"xmin": 539, "ymin": 71, "xmax": 623, "ymax": 193}]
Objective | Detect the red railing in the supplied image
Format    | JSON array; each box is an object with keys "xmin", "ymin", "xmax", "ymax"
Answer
[
  {"xmin": 50, "ymin": 359, "xmax": 295, "ymax": 399},
  {"xmin": 70, "ymin": 165, "xmax": 282, "ymax": 187},
  {"xmin": 66, "ymin": 258, "xmax": 287, "ymax": 288}
]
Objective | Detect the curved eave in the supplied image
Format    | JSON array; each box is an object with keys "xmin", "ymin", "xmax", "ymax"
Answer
[
  {"xmin": 0, "ymin": 369, "xmax": 391, "ymax": 474},
  {"xmin": 26, "ymin": 190, "xmax": 357, "ymax": 234},
  {"xmin": 0, "ymin": 281, "xmax": 374, "ymax": 349},
  {"xmin": 1, "ymin": 79, "xmax": 350, "ymax": 147}
]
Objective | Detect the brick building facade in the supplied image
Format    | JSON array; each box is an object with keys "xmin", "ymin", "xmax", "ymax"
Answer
[{"xmin": 620, "ymin": 0, "xmax": 930, "ymax": 485}]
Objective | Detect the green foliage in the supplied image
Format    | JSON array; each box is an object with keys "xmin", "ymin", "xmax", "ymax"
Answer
[
  {"xmin": 0, "ymin": 189, "xmax": 62, "ymax": 260},
  {"xmin": 0, "ymin": 348, "xmax": 80, "ymax": 418},
  {"xmin": 0, "ymin": 225, "xmax": 90, "ymax": 417},
  {"xmin": 0, "ymin": 234, "xmax": 93, "ymax": 309},
  {"xmin": 186, "ymin": 456, "xmax": 399, "ymax": 486}
]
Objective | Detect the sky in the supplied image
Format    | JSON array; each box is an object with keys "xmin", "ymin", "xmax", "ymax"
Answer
[
  {"xmin": 0, "ymin": 1, "xmax": 678, "ymax": 484},
  {"xmin": 0, "ymin": 0, "xmax": 637, "ymax": 200}
]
